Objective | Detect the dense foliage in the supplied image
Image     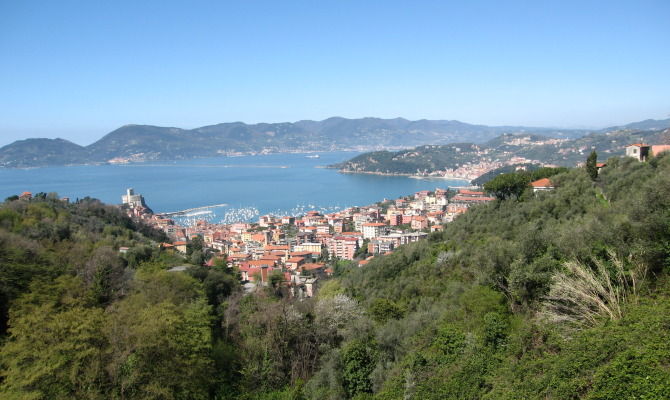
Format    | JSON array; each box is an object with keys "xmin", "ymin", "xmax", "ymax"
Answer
[{"xmin": 2, "ymin": 153, "xmax": 670, "ymax": 399}]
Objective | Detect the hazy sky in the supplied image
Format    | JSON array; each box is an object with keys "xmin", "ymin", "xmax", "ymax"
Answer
[{"xmin": 1, "ymin": 0, "xmax": 669, "ymax": 146}]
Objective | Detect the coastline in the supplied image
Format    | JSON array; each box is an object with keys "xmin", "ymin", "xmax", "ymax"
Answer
[{"xmin": 337, "ymin": 169, "xmax": 472, "ymax": 184}]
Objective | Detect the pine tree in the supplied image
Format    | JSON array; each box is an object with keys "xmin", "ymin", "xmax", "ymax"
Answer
[{"xmin": 586, "ymin": 150, "xmax": 598, "ymax": 181}]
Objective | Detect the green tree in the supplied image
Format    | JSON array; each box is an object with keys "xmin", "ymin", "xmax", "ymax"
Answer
[
  {"xmin": 586, "ymin": 150, "xmax": 598, "ymax": 181},
  {"xmin": 484, "ymin": 172, "xmax": 530, "ymax": 201},
  {"xmin": 341, "ymin": 339, "xmax": 378, "ymax": 398},
  {"xmin": 354, "ymin": 240, "xmax": 369, "ymax": 258},
  {"xmin": 105, "ymin": 272, "xmax": 213, "ymax": 400},
  {"xmin": 368, "ymin": 298, "xmax": 404, "ymax": 323},
  {"xmin": 0, "ymin": 276, "xmax": 107, "ymax": 400}
]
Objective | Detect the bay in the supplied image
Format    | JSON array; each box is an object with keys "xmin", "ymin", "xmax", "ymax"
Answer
[{"xmin": 0, "ymin": 152, "xmax": 468, "ymax": 223}]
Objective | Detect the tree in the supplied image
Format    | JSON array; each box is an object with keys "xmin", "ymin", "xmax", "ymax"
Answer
[
  {"xmin": 368, "ymin": 298, "xmax": 404, "ymax": 323},
  {"xmin": 80, "ymin": 246, "xmax": 129, "ymax": 305},
  {"xmin": 341, "ymin": 339, "xmax": 378, "ymax": 398},
  {"xmin": 586, "ymin": 150, "xmax": 598, "ymax": 181},
  {"xmin": 0, "ymin": 276, "xmax": 107, "ymax": 400},
  {"xmin": 105, "ymin": 273, "xmax": 213, "ymax": 400},
  {"xmin": 354, "ymin": 240, "xmax": 369, "ymax": 258},
  {"xmin": 484, "ymin": 172, "xmax": 530, "ymax": 201}
]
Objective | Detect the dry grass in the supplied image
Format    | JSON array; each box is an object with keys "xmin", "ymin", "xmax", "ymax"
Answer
[{"xmin": 541, "ymin": 249, "xmax": 647, "ymax": 328}]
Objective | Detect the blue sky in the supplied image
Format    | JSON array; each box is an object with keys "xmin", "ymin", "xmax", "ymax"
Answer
[{"xmin": 1, "ymin": 0, "xmax": 669, "ymax": 146}]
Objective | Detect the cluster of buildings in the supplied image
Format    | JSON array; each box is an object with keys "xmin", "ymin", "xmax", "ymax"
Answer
[
  {"xmin": 122, "ymin": 186, "xmax": 495, "ymax": 297},
  {"xmin": 118, "ymin": 141, "xmax": 670, "ymax": 298}
]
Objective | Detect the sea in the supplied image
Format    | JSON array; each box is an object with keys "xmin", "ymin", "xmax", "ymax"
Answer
[{"xmin": 0, "ymin": 152, "xmax": 468, "ymax": 224}]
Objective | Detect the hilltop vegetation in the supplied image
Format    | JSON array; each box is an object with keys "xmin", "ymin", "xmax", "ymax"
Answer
[{"xmin": 1, "ymin": 153, "xmax": 670, "ymax": 399}]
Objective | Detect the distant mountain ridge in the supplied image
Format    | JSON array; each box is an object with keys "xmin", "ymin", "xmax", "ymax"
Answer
[{"xmin": 1, "ymin": 117, "xmax": 669, "ymax": 168}]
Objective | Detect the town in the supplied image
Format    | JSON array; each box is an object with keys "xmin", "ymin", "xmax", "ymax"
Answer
[
  {"xmin": 118, "ymin": 141, "xmax": 670, "ymax": 299},
  {"xmin": 120, "ymin": 185, "xmax": 495, "ymax": 297}
]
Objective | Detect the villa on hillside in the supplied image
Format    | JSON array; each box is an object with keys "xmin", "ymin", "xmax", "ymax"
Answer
[
  {"xmin": 626, "ymin": 143, "xmax": 670, "ymax": 161},
  {"xmin": 531, "ymin": 178, "xmax": 554, "ymax": 192}
]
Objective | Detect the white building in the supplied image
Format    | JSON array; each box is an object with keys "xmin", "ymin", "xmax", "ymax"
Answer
[
  {"xmin": 362, "ymin": 222, "xmax": 387, "ymax": 239},
  {"xmin": 122, "ymin": 188, "xmax": 144, "ymax": 208}
]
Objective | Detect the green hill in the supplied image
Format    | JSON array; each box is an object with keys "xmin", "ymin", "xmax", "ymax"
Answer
[
  {"xmin": 333, "ymin": 128, "xmax": 670, "ymax": 177},
  {"xmin": 1, "ymin": 153, "xmax": 669, "ymax": 399}
]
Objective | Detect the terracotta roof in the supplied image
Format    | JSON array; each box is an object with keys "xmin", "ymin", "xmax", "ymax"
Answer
[
  {"xmin": 531, "ymin": 178, "xmax": 554, "ymax": 188},
  {"xmin": 363, "ymin": 222, "xmax": 387, "ymax": 227},
  {"xmin": 652, "ymin": 145, "xmax": 670, "ymax": 155},
  {"xmin": 246, "ymin": 260, "xmax": 275, "ymax": 267},
  {"xmin": 458, "ymin": 189, "xmax": 485, "ymax": 196},
  {"xmin": 301, "ymin": 263, "xmax": 325, "ymax": 271},
  {"xmin": 334, "ymin": 236, "xmax": 359, "ymax": 242},
  {"xmin": 451, "ymin": 195, "xmax": 495, "ymax": 202}
]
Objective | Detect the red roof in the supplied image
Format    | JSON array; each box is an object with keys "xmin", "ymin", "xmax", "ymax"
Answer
[
  {"xmin": 458, "ymin": 189, "xmax": 485, "ymax": 196},
  {"xmin": 451, "ymin": 195, "xmax": 495, "ymax": 202},
  {"xmin": 334, "ymin": 236, "xmax": 359, "ymax": 242},
  {"xmin": 363, "ymin": 222, "xmax": 386, "ymax": 227},
  {"xmin": 652, "ymin": 145, "xmax": 670, "ymax": 155},
  {"xmin": 246, "ymin": 260, "xmax": 275, "ymax": 267},
  {"xmin": 531, "ymin": 178, "xmax": 554, "ymax": 188},
  {"xmin": 264, "ymin": 245, "xmax": 289, "ymax": 250}
]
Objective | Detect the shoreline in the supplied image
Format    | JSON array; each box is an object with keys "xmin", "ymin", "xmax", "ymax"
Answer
[
  {"xmin": 338, "ymin": 169, "xmax": 471, "ymax": 183},
  {"xmin": 0, "ymin": 150, "xmax": 362, "ymax": 170}
]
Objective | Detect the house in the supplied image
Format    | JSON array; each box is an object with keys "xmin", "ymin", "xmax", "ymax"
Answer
[
  {"xmin": 294, "ymin": 242, "xmax": 322, "ymax": 255},
  {"xmin": 286, "ymin": 257, "xmax": 305, "ymax": 270},
  {"xmin": 369, "ymin": 239, "xmax": 395, "ymax": 254},
  {"xmin": 386, "ymin": 212, "xmax": 403, "ymax": 226},
  {"xmin": 173, "ymin": 241, "xmax": 188, "ymax": 254},
  {"xmin": 328, "ymin": 236, "xmax": 359, "ymax": 260},
  {"xmin": 531, "ymin": 178, "xmax": 554, "ymax": 192},
  {"xmin": 362, "ymin": 222, "xmax": 387, "ymax": 239},
  {"xmin": 300, "ymin": 263, "xmax": 327, "ymax": 276},
  {"xmin": 625, "ymin": 144, "xmax": 650, "ymax": 161},
  {"xmin": 458, "ymin": 189, "xmax": 486, "ymax": 197},
  {"xmin": 652, "ymin": 145, "xmax": 670, "ymax": 157},
  {"xmin": 410, "ymin": 216, "xmax": 428, "ymax": 230},
  {"xmin": 290, "ymin": 251, "xmax": 314, "ymax": 263},
  {"xmin": 19, "ymin": 191, "xmax": 32, "ymax": 200},
  {"xmin": 239, "ymin": 264, "xmax": 277, "ymax": 284}
]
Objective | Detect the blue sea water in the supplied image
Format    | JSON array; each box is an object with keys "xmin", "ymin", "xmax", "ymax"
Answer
[{"xmin": 0, "ymin": 152, "xmax": 468, "ymax": 223}]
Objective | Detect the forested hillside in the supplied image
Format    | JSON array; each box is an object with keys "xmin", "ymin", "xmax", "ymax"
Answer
[
  {"xmin": 333, "ymin": 128, "xmax": 670, "ymax": 175},
  {"xmin": 2, "ymin": 153, "xmax": 669, "ymax": 399}
]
